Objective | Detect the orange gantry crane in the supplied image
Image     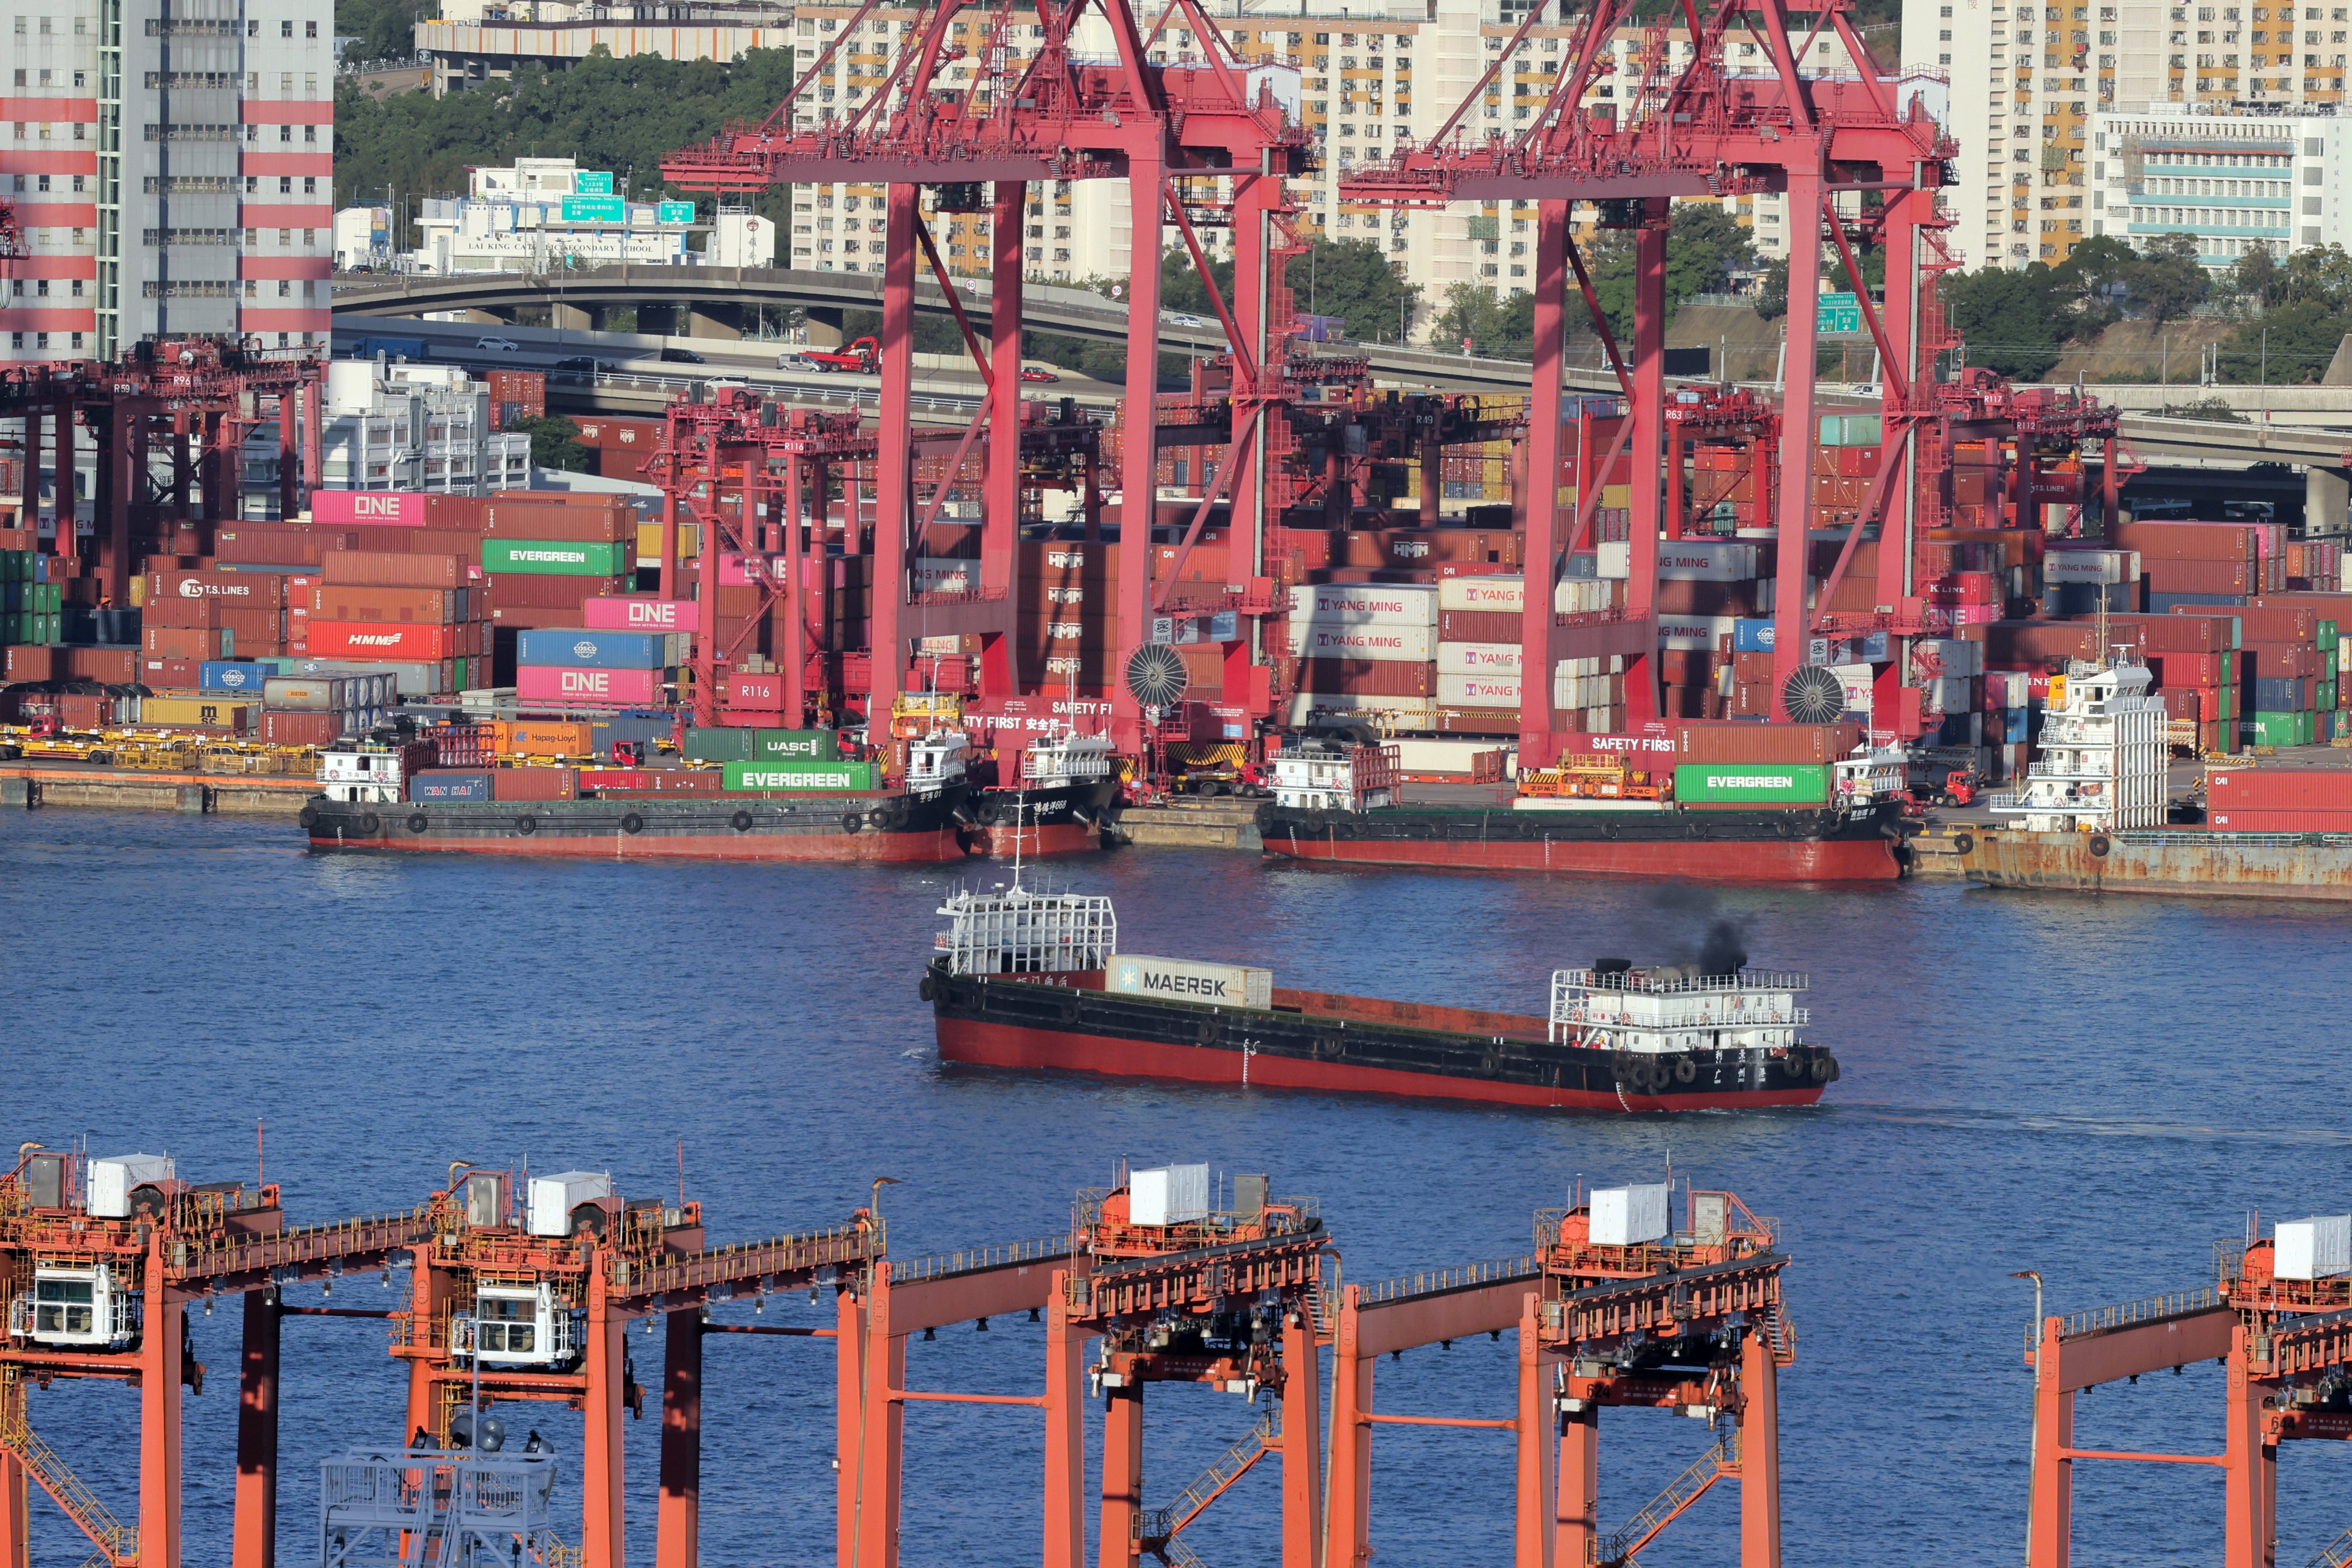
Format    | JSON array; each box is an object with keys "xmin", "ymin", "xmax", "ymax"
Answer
[
  {"xmin": 0, "ymin": 1143, "xmax": 437, "ymax": 1568},
  {"xmin": 2023, "ymin": 1210, "xmax": 2352, "ymax": 1568},
  {"xmin": 1329, "ymin": 1181, "xmax": 1793, "ymax": 1568}
]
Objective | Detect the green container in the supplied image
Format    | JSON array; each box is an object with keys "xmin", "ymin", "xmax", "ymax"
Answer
[
  {"xmin": 683, "ymin": 727, "xmax": 756, "ymax": 762},
  {"xmin": 723, "ymin": 758, "xmax": 878, "ymax": 792},
  {"xmin": 2317, "ymin": 619, "xmax": 2337, "ymax": 650},
  {"xmin": 1817, "ymin": 414, "xmax": 1882, "ymax": 448},
  {"xmin": 751, "ymin": 728, "xmax": 836, "ymax": 760},
  {"xmin": 1673, "ymin": 763, "xmax": 1830, "ymax": 804},
  {"xmin": 33, "ymin": 581, "xmax": 61, "ymax": 613},
  {"xmin": 482, "ymin": 539, "xmax": 627, "ymax": 577},
  {"xmin": 2241, "ymin": 710, "xmax": 2312, "ymax": 747},
  {"xmin": 37, "ymin": 613, "xmax": 59, "ymax": 643}
]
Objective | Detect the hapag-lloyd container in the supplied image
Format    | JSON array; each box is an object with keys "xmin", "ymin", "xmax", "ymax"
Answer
[
  {"xmin": 721, "ymin": 759, "xmax": 880, "ymax": 791},
  {"xmin": 1106, "ymin": 953, "xmax": 1273, "ymax": 1010},
  {"xmin": 582, "ymin": 597, "xmax": 701, "ymax": 634},
  {"xmin": 1288, "ymin": 582, "xmax": 1439, "ymax": 627},
  {"xmin": 516, "ymin": 629, "xmax": 670, "ymax": 670},
  {"xmin": 1295, "ymin": 624, "xmax": 1435, "ymax": 662},
  {"xmin": 1436, "ymin": 641, "xmax": 1522, "ymax": 676},
  {"xmin": 515, "ymin": 665, "xmax": 667, "ymax": 705}
]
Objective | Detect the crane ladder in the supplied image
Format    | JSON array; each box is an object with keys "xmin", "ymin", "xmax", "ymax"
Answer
[
  {"xmin": 1589, "ymin": 1430, "xmax": 1739, "ymax": 1567},
  {"xmin": 0, "ymin": 1368, "xmax": 139, "ymax": 1567},
  {"xmin": 1137, "ymin": 1412, "xmax": 1280, "ymax": 1561},
  {"xmin": 2305, "ymin": 1523, "xmax": 2352, "ymax": 1568}
]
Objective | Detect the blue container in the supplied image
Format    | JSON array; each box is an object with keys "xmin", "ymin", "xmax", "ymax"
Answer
[
  {"xmin": 2003, "ymin": 707, "xmax": 2030, "ymax": 744},
  {"xmin": 516, "ymin": 629, "xmax": 668, "ymax": 670},
  {"xmin": 201, "ymin": 660, "xmax": 271, "ymax": 694},
  {"xmin": 2251, "ymin": 676, "xmax": 2304, "ymax": 711},
  {"xmin": 2149, "ymin": 592, "xmax": 2247, "ymax": 613},
  {"xmin": 1732, "ymin": 618, "xmax": 1775, "ymax": 653},
  {"xmin": 410, "ymin": 770, "xmax": 492, "ymax": 802}
]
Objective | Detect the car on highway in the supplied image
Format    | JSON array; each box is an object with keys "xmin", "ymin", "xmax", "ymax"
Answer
[
  {"xmin": 474, "ymin": 336, "xmax": 520, "ymax": 353},
  {"xmin": 554, "ymin": 356, "xmax": 605, "ymax": 376},
  {"xmin": 1163, "ymin": 312, "xmax": 1210, "ymax": 329},
  {"xmin": 1018, "ymin": 366, "xmax": 1060, "ymax": 383},
  {"xmin": 658, "ymin": 346, "xmax": 706, "ymax": 365},
  {"xmin": 777, "ymin": 352, "xmax": 822, "ymax": 372}
]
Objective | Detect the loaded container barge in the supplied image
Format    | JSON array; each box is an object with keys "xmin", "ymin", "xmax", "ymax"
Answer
[{"xmin": 922, "ymin": 882, "xmax": 1838, "ymax": 1111}]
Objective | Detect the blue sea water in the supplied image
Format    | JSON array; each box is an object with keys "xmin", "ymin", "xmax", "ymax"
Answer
[{"xmin": 2, "ymin": 809, "xmax": 2349, "ymax": 1567}]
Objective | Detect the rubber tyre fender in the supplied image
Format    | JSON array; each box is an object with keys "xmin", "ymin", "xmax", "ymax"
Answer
[
  {"xmin": 886, "ymin": 798, "xmax": 911, "ymax": 831},
  {"xmin": 1952, "ymin": 832, "xmax": 1975, "ymax": 855},
  {"xmin": 1673, "ymin": 1056, "xmax": 1698, "ymax": 1084},
  {"xmin": 357, "ymin": 812, "xmax": 383, "ymax": 837},
  {"xmin": 2088, "ymin": 833, "xmax": 2111, "ymax": 858},
  {"xmin": 1811, "ymin": 1055, "xmax": 1836, "ymax": 1083},
  {"xmin": 408, "ymin": 813, "xmax": 430, "ymax": 835},
  {"xmin": 866, "ymin": 805, "xmax": 893, "ymax": 830},
  {"xmin": 1059, "ymin": 998, "xmax": 1081, "ymax": 1025},
  {"xmin": 620, "ymin": 813, "xmax": 644, "ymax": 835},
  {"xmin": 298, "ymin": 804, "xmax": 320, "ymax": 830},
  {"xmin": 918, "ymin": 975, "xmax": 937, "ymax": 1003},
  {"xmin": 515, "ymin": 815, "xmax": 537, "ymax": 836},
  {"xmin": 1302, "ymin": 812, "xmax": 1329, "ymax": 837},
  {"xmin": 732, "ymin": 810, "xmax": 754, "ymax": 833},
  {"xmin": 1196, "ymin": 1017, "xmax": 1218, "ymax": 1045},
  {"xmin": 843, "ymin": 813, "xmax": 865, "ymax": 835},
  {"xmin": 1643, "ymin": 1060, "xmax": 1670, "ymax": 1094},
  {"xmin": 974, "ymin": 798, "xmax": 1004, "ymax": 827}
]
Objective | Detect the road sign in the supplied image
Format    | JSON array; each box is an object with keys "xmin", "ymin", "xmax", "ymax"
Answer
[{"xmin": 1817, "ymin": 292, "xmax": 1863, "ymax": 333}]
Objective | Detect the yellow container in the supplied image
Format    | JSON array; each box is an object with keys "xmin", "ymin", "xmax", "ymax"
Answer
[
  {"xmin": 492, "ymin": 720, "xmax": 593, "ymax": 757},
  {"xmin": 636, "ymin": 522, "xmax": 701, "ymax": 561},
  {"xmin": 140, "ymin": 697, "xmax": 252, "ymax": 732},
  {"xmin": 129, "ymin": 576, "xmax": 148, "ymax": 607}
]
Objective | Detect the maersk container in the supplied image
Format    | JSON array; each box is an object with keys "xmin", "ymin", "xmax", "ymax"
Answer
[
  {"xmin": 1590, "ymin": 1183, "xmax": 1670, "ymax": 1246},
  {"xmin": 88, "ymin": 1154, "xmax": 175, "ymax": 1219},
  {"xmin": 515, "ymin": 629, "xmax": 669, "ymax": 670},
  {"xmin": 1106, "ymin": 953, "xmax": 1273, "ymax": 1010},
  {"xmin": 1673, "ymin": 763, "xmax": 1831, "ymax": 804},
  {"xmin": 527, "ymin": 1171, "xmax": 614, "ymax": 1238},
  {"xmin": 483, "ymin": 539, "xmax": 627, "ymax": 577},
  {"xmin": 2275, "ymin": 1215, "xmax": 2352, "ymax": 1280},
  {"xmin": 721, "ymin": 759, "xmax": 879, "ymax": 791}
]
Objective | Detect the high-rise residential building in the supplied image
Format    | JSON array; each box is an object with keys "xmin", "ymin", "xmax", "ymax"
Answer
[
  {"xmin": 1907, "ymin": 0, "xmax": 2348, "ymax": 269},
  {"xmin": 1, "ymin": 0, "xmax": 332, "ymax": 365},
  {"xmin": 2090, "ymin": 101, "xmax": 2349, "ymax": 265}
]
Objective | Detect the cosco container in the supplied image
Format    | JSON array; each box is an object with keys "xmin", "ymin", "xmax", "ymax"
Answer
[
  {"xmin": 1673, "ymin": 763, "xmax": 1832, "ymax": 804},
  {"xmin": 483, "ymin": 539, "xmax": 628, "ymax": 577},
  {"xmin": 721, "ymin": 759, "xmax": 880, "ymax": 791},
  {"xmin": 516, "ymin": 629, "xmax": 669, "ymax": 670},
  {"xmin": 201, "ymin": 661, "xmax": 272, "ymax": 693},
  {"xmin": 1105, "ymin": 953, "xmax": 1273, "ymax": 1010}
]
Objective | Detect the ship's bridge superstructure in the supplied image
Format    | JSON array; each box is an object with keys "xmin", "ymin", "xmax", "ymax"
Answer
[{"xmin": 1549, "ymin": 967, "xmax": 1812, "ymax": 1055}]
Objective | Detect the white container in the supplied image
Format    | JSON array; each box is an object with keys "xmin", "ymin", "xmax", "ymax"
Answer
[
  {"xmin": 1595, "ymin": 539, "xmax": 1757, "ymax": 582},
  {"xmin": 1590, "ymin": 1183, "xmax": 1671, "ymax": 1246},
  {"xmin": 1831, "ymin": 663, "xmax": 1877, "ymax": 715},
  {"xmin": 1556, "ymin": 578, "xmax": 1614, "ymax": 615},
  {"xmin": 2275, "ymin": 1215, "xmax": 2352, "ymax": 1280},
  {"xmin": 1294, "ymin": 623, "xmax": 1435, "ymax": 662},
  {"xmin": 1107, "ymin": 954, "xmax": 1273, "ymax": 1010},
  {"xmin": 1392, "ymin": 737, "xmax": 1513, "ymax": 775},
  {"xmin": 1436, "ymin": 641, "xmax": 1523, "ymax": 676},
  {"xmin": 527, "ymin": 1171, "xmax": 614, "ymax": 1238},
  {"xmin": 1288, "ymin": 583, "xmax": 1439, "ymax": 627},
  {"xmin": 1281, "ymin": 693, "xmax": 1438, "ymax": 727},
  {"xmin": 88, "ymin": 1154, "xmax": 175, "ymax": 1219},
  {"xmin": 912, "ymin": 558, "xmax": 979, "ymax": 593},
  {"xmin": 1439, "ymin": 575, "xmax": 1524, "ymax": 612},
  {"xmin": 1439, "ymin": 671, "xmax": 1520, "ymax": 708},
  {"xmin": 1130, "ymin": 1163, "xmax": 1211, "ymax": 1227},
  {"xmin": 2044, "ymin": 549, "xmax": 2139, "ymax": 586},
  {"xmin": 1656, "ymin": 616, "xmax": 1737, "ymax": 651}
]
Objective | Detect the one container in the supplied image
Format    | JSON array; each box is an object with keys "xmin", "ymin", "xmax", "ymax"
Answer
[
  {"xmin": 1105, "ymin": 953, "xmax": 1273, "ymax": 1009},
  {"xmin": 2274, "ymin": 1215, "xmax": 2352, "ymax": 1280},
  {"xmin": 410, "ymin": 770, "xmax": 494, "ymax": 802},
  {"xmin": 527, "ymin": 1171, "xmax": 614, "ymax": 1238},
  {"xmin": 516, "ymin": 629, "xmax": 669, "ymax": 670},
  {"xmin": 582, "ymin": 596, "xmax": 702, "ymax": 634},
  {"xmin": 721, "ymin": 759, "xmax": 879, "ymax": 791},
  {"xmin": 1673, "ymin": 763, "xmax": 1832, "ymax": 804},
  {"xmin": 88, "ymin": 1154, "xmax": 175, "ymax": 1219},
  {"xmin": 484, "ymin": 539, "xmax": 628, "ymax": 577},
  {"xmin": 515, "ymin": 665, "xmax": 667, "ymax": 706},
  {"xmin": 1589, "ymin": 1183, "xmax": 1670, "ymax": 1246}
]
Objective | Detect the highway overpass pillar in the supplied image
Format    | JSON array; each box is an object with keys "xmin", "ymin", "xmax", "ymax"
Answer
[
  {"xmin": 805, "ymin": 306, "xmax": 845, "ymax": 348},
  {"xmin": 687, "ymin": 302, "xmax": 745, "ymax": 341},
  {"xmin": 551, "ymin": 301, "xmax": 602, "ymax": 334},
  {"xmin": 2306, "ymin": 464, "xmax": 2350, "ymax": 535}
]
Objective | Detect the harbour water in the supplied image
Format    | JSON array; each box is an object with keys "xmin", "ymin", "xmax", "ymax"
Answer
[{"xmin": 3, "ymin": 810, "xmax": 2348, "ymax": 1566}]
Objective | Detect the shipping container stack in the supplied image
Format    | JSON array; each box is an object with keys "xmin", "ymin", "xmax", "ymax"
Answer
[
  {"xmin": 307, "ymin": 546, "xmax": 487, "ymax": 700},
  {"xmin": 2206, "ymin": 766, "xmax": 2352, "ymax": 832}
]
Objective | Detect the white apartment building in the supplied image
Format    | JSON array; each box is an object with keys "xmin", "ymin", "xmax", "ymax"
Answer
[
  {"xmin": 2, "ymin": 0, "xmax": 333, "ymax": 364},
  {"xmin": 318, "ymin": 359, "xmax": 531, "ymax": 495},
  {"xmin": 403, "ymin": 156, "xmax": 733, "ymax": 273},
  {"xmin": 2090, "ymin": 102, "xmax": 2349, "ymax": 263},
  {"xmin": 1906, "ymin": 0, "xmax": 2349, "ymax": 269},
  {"xmin": 417, "ymin": 0, "xmax": 794, "ymax": 95}
]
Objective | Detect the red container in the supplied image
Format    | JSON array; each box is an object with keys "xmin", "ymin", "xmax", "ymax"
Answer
[
  {"xmin": 2207, "ymin": 769, "xmax": 2352, "ymax": 811},
  {"xmin": 63, "ymin": 646, "xmax": 140, "ymax": 683},
  {"xmin": 4, "ymin": 644, "xmax": 63, "ymax": 682},
  {"xmin": 1439, "ymin": 610, "xmax": 1523, "ymax": 643},
  {"xmin": 2118, "ymin": 614, "xmax": 2236, "ymax": 654},
  {"xmin": 2112, "ymin": 522, "xmax": 2260, "ymax": 562},
  {"xmin": 1297, "ymin": 659, "xmax": 1435, "ymax": 697},
  {"xmin": 2206, "ymin": 808, "xmax": 2352, "ymax": 833},
  {"xmin": 484, "ymin": 503, "xmax": 631, "ymax": 543},
  {"xmin": 485, "ymin": 573, "xmax": 625, "ymax": 611},
  {"xmin": 491, "ymin": 767, "xmax": 579, "ymax": 802},
  {"xmin": 259, "ymin": 709, "xmax": 349, "ymax": 746},
  {"xmin": 140, "ymin": 656, "xmax": 200, "ymax": 690},
  {"xmin": 577, "ymin": 767, "xmax": 654, "ymax": 791},
  {"xmin": 217, "ymin": 606, "xmax": 288, "ymax": 649},
  {"xmin": 322, "ymin": 551, "xmax": 468, "ymax": 589},
  {"xmin": 307, "ymin": 621, "xmax": 464, "ymax": 661},
  {"xmin": 145, "ymin": 625, "xmax": 231, "ymax": 660},
  {"xmin": 215, "ymin": 527, "xmax": 352, "ymax": 566},
  {"xmin": 2232, "ymin": 606, "xmax": 2322, "ymax": 644},
  {"xmin": 2145, "ymin": 652, "xmax": 2227, "ymax": 687},
  {"xmin": 2146, "ymin": 559, "xmax": 2255, "ymax": 594},
  {"xmin": 146, "ymin": 569, "xmax": 287, "ymax": 607},
  {"xmin": 312, "ymin": 586, "xmax": 469, "ymax": 624},
  {"xmin": 515, "ymin": 665, "xmax": 665, "ymax": 706},
  {"xmin": 141, "ymin": 593, "xmax": 220, "ymax": 629},
  {"xmin": 1673, "ymin": 720, "xmax": 1863, "ymax": 764}
]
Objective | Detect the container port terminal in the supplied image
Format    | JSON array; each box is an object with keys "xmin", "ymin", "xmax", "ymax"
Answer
[{"xmin": 4, "ymin": 0, "xmax": 2352, "ymax": 889}]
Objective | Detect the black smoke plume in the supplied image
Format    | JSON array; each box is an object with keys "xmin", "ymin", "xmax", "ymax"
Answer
[{"xmin": 1697, "ymin": 919, "xmax": 1748, "ymax": 978}]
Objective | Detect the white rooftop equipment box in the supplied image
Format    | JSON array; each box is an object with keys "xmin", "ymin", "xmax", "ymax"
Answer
[
  {"xmin": 2275, "ymin": 1215, "xmax": 2352, "ymax": 1281},
  {"xmin": 1590, "ymin": 1183, "xmax": 1671, "ymax": 1246},
  {"xmin": 1130, "ymin": 1164, "xmax": 1211, "ymax": 1227},
  {"xmin": 88, "ymin": 1154, "xmax": 175, "ymax": 1219},
  {"xmin": 528, "ymin": 1171, "xmax": 615, "ymax": 1237}
]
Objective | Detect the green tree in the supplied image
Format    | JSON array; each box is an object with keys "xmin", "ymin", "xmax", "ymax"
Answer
[
  {"xmin": 1430, "ymin": 282, "xmax": 1535, "ymax": 359},
  {"xmin": 1292, "ymin": 234, "xmax": 1422, "ymax": 343},
  {"xmin": 1581, "ymin": 203, "xmax": 1758, "ymax": 346},
  {"xmin": 2215, "ymin": 300, "xmax": 2352, "ymax": 385},
  {"xmin": 335, "ymin": 0, "xmax": 423, "ymax": 64},
  {"xmin": 2131, "ymin": 234, "xmax": 2211, "ymax": 325},
  {"xmin": 1941, "ymin": 264, "xmax": 2068, "ymax": 379},
  {"xmin": 2270, "ymin": 243, "xmax": 2352, "ymax": 309},
  {"xmin": 2232, "ymin": 242, "xmax": 2280, "ymax": 306},
  {"xmin": 511, "ymin": 415, "xmax": 590, "ymax": 472},
  {"xmin": 1752, "ymin": 256, "xmax": 1790, "ymax": 322}
]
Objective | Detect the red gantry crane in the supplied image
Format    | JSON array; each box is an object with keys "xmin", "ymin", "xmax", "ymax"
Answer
[{"xmin": 662, "ymin": 0, "xmax": 1314, "ymax": 751}]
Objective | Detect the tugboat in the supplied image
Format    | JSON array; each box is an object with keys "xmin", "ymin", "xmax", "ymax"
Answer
[{"xmin": 921, "ymin": 882, "xmax": 1838, "ymax": 1111}]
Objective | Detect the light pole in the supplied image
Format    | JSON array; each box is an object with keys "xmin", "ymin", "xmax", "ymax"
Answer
[{"xmin": 2011, "ymin": 1269, "xmax": 2044, "ymax": 1567}]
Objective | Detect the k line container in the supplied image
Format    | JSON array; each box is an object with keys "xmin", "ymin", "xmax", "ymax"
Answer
[{"xmin": 1106, "ymin": 955, "xmax": 1273, "ymax": 1009}]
